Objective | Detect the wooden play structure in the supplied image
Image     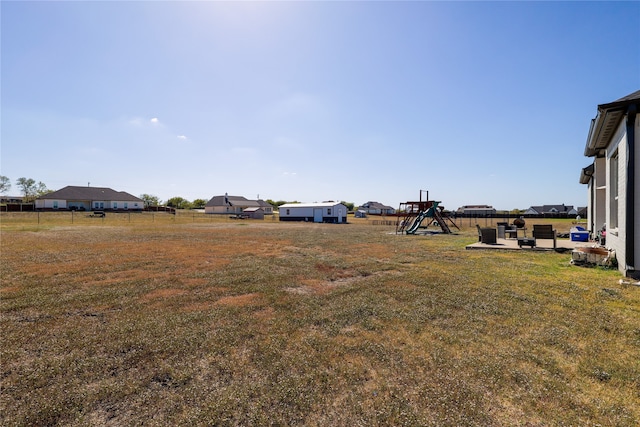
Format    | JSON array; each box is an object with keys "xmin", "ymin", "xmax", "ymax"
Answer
[{"xmin": 395, "ymin": 190, "xmax": 460, "ymax": 235}]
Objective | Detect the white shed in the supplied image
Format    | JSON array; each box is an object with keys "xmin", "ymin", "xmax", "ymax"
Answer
[{"xmin": 279, "ymin": 202, "xmax": 348, "ymax": 223}]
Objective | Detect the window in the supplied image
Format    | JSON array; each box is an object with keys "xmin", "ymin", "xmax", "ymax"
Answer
[
  {"xmin": 610, "ymin": 150, "xmax": 619, "ymax": 229},
  {"xmin": 327, "ymin": 208, "xmax": 332, "ymax": 215},
  {"xmin": 114, "ymin": 202, "xmax": 118, "ymax": 209},
  {"xmin": 286, "ymin": 209, "xmax": 290, "ymax": 215},
  {"xmin": 53, "ymin": 201, "xmax": 58, "ymax": 209},
  {"xmin": 124, "ymin": 202, "xmax": 128, "ymax": 210}
]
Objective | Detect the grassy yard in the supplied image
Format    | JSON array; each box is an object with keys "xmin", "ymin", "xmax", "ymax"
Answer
[{"xmin": 1, "ymin": 214, "xmax": 638, "ymax": 426}]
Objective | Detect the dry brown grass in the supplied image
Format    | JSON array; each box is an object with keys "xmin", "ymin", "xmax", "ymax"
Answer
[{"xmin": 1, "ymin": 214, "xmax": 638, "ymax": 426}]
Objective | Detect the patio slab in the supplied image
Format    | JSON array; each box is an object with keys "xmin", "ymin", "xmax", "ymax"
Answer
[{"xmin": 466, "ymin": 237, "xmax": 593, "ymax": 252}]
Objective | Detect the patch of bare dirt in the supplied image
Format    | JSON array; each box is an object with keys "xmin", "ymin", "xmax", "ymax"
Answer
[
  {"xmin": 182, "ymin": 301, "xmax": 217, "ymax": 312},
  {"xmin": 286, "ymin": 270, "xmax": 401, "ymax": 296},
  {"xmin": 140, "ymin": 288, "xmax": 188, "ymax": 302},
  {"xmin": 214, "ymin": 293, "xmax": 262, "ymax": 307}
]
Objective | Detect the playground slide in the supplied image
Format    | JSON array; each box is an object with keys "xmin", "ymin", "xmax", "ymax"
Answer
[{"xmin": 406, "ymin": 207, "xmax": 434, "ymax": 234}]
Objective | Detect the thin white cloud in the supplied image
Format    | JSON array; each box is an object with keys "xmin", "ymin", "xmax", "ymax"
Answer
[
  {"xmin": 262, "ymin": 92, "xmax": 328, "ymax": 123},
  {"xmin": 231, "ymin": 147, "xmax": 258, "ymax": 156},
  {"xmin": 273, "ymin": 136, "xmax": 304, "ymax": 151},
  {"xmin": 128, "ymin": 117, "xmax": 162, "ymax": 127},
  {"xmin": 177, "ymin": 135, "xmax": 188, "ymax": 140}
]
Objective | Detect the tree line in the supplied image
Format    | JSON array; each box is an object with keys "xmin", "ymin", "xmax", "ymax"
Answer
[
  {"xmin": 0, "ymin": 176, "xmax": 50, "ymax": 202},
  {"xmin": 1, "ymin": 177, "xmax": 357, "ymax": 212},
  {"xmin": 148, "ymin": 197, "xmax": 356, "ymax": 212}
]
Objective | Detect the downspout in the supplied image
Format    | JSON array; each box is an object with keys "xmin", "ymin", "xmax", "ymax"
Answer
[{"xmin": 625, "ymin": 104, "xmax": 637, "ymax": 276}]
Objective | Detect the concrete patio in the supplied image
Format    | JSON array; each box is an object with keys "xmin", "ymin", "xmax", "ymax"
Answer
[{"xmin": 466, "ymin": 237, "xmax": 594, "ymax": 252}]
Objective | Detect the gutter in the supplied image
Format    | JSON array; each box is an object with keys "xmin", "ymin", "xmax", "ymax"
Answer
[
  {"xmin": 584, "ymin": 116, "xmax": 600, "ymax": 156},
  {"xmin": 626, "ymin": 104, "xmax": 637, "ymax": 277}
]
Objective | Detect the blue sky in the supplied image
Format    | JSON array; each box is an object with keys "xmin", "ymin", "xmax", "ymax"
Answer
[{"xmin": 2, "ymin": 1, "xmax": 639, "ymax": 211}]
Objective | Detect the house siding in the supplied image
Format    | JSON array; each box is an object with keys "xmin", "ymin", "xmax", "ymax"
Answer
[
  {"xmin": 589, "ymin": 111, "xmax": 640, "ymax": 276},
  {"xmin": 605, "ymin": 122, "xmax": 626, "ymax": 268},
  {"xmin": 205, "ymin": 206, "xmax": 245, "ymax": 215},
  {"xmin": 36, "ymin": 199, "xmax": 67, "ymax": 209},
  {"xmin": 592, "ymin": 157, "xmax": 607, "ymax": 234},
  {"xmin": 106, "ymin": 200, "xmax": 141, "ymax": 210},
  {"xmin": 581, "ymin": 91, "xmax": 640, "ymax": 277},
  {"xmin": 635, "ymin": 115, "xmax": 640, "ymax": 274},
  {"xmin": 279, "ymin": 204, "xmax": 347, "ymax": 223}
]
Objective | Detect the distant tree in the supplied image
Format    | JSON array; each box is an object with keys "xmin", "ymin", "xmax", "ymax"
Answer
[
  {"xmin": 140, "ymin": 194, "xmax": 161, "ymax": 207},
  {"xmin": 16, "ymin": 177, "xmax": 37, "ymax": 201},
  {"xmin": 191, "ymin": 198, "xmax": 207, "ymax": 209},
  {"xmin": 266, "ymin": 199, "xmax": 289, "ymax": 208},
  {"xmin": 0, "ymin": 175, "xmax": 10, "ymax": 194},
  {"xmin": 35, "ymin": 181, "xmax": 50, "ymax": 197},
  {"xmin": 166, "ymin": 196, "xmax": 192, "ymax": 209},
  {"xmin": 340, "ymin": 201, "xmax": 355, "ymax": 211}
]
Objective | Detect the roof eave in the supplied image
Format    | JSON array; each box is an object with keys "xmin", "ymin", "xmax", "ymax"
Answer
[
  {"xmin": 584, "ymin": 109, "xmax": 625, "ymax": 157},
  {"xmin": 584, "ymin": 91, "xmax": 640, "ymax": 157},
  {"xmin": 579, "ymin": 163, "xmax": 594, "ymax": 184}
]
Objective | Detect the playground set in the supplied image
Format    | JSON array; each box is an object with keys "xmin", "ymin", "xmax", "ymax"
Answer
[{"xmin": 395, "ymin": 190, "xmax": 459, "ymax": 235}]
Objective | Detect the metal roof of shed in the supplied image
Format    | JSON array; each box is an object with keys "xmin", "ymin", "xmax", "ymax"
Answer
[{"xmin": 279, "ymin": 202, "xmax": 346, "ymax": 208}]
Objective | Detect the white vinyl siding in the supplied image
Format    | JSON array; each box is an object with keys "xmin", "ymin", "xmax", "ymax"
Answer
[{"xmin": 610, "ymin": 150, "xmax": 619, "ymax": 229}]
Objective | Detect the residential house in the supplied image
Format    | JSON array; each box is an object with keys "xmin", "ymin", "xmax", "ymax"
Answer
[
  {"xmin": 576, "ymin": 206, "xmax": 588, "ymax": 219},
  {"xmin": 580, "ymin": 89, "xmax": 640, "ymax": 278},
  {"xmin": 456, "ymin": 205, "xmax": 497, "ymax": 216},
  {"xmin": 523, "ymin": 204, "xmax": 578, "ymax": 217},
  {"xmin": 359, "ymin": 201, "xmax": 396, "ymax": 215},
  {"xmin": 204, "ymin": 194, "xmax": 274, "ymax": 215},
  {"xmin": 35, "ymin": 186, "xmax": 143, "ymax": 211},
  {"xmin": 279, "ymin": 202, "xmax": 348, "ymax": 223}
]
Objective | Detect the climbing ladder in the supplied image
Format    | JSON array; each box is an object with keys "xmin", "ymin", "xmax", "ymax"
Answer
[{"xmin": 424, "ymin": 206, "xmax": 459, "ymax": 234}]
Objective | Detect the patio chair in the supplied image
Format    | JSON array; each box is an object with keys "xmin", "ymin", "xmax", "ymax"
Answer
[
  {"xmin": 532, "ymin": 224, "xmax": 557, "ymax": 249},
  {"xmin": 476, "ymin": 224, "xmax": 497, "ymax": 244}
]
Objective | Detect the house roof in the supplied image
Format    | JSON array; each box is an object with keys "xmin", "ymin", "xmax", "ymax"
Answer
[
  {"xmin": 527, "ymin": 205, "xmax": 575, "ymax": 214},
  {"xmin": 584, "ymin": 89, "xmax": 640, "ymax": 157},
  {"xmin": 205, "ymin": 195, "xmax": 261, "ymax": 208},
  {"xmin": 458, "ymin": 205, "xmax": 495, "ymax": 210},
  {"xmin": 37, "ymin": 186, "xmax": 143, "ymax": 202},
  {"xmin": 361, "ymin": 201, "xmax": 394, "ymax": 210}
]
